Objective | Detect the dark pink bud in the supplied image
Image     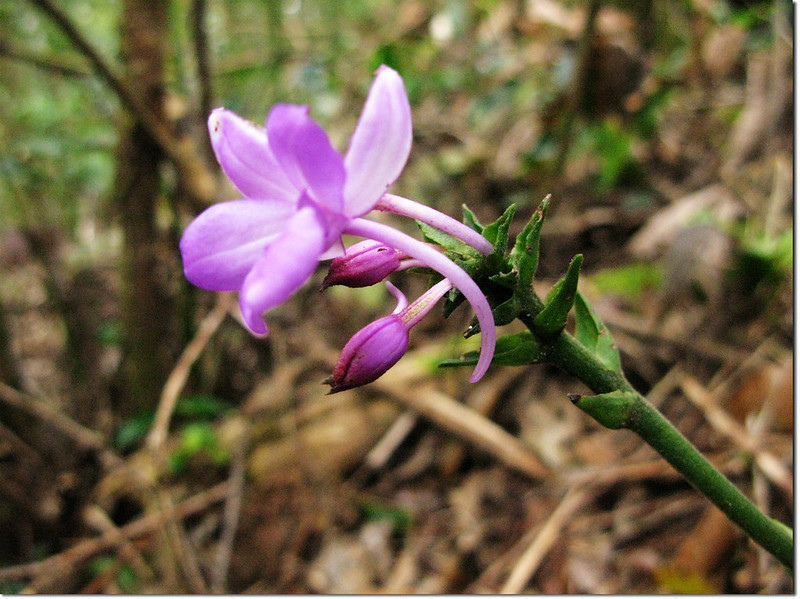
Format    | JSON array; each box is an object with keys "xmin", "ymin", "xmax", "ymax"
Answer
[
  {"xmin": 326, "ymin": 314, "xmax": 409, "ymax": 393},
  {"xmin": 322, "ymin": 240, "xmax": 402, "ymax": 288}
]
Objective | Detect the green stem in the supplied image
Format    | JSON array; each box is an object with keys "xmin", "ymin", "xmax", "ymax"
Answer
[
  {"xmin": 519, "ymin": 311, "xmax": 793, "ymax": 571},
  {"xmin": 626, "ymin": 396, "xmax": 793, "ymax": 570}
]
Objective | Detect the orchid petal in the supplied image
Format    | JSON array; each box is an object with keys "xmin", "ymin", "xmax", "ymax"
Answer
[
  {"xmin": 208, "ymin": 108, "xmax": 297, "ymax": 201},
  {"xmin": 239, "ymin": 204, "xmax": 328, "ymax": 335},
  {"xmin": 266, "ymin": 104, "xmax": 345, "ymax": 212},
  {"xmin": 180, "ymin": 198, "xmax": 295, "ymax": 291},
  {"xmin": 343, "ymin": 66, "xmax": 412, "ymax": 217},
  {"xmin": 320, "ymin": 238, "xmax": 345, "ymax": 260}
]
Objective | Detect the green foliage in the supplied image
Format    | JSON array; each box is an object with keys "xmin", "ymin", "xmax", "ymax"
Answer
[
  {"xmin": 113, "ymin": 394, "xmax": 233, "ymax": 452},
  {"xmin": 509, "ymin": 196, "xmax": 550, "ymax": 293},
  {"xmin": 461, "ymin": 204, "xmax": 484, "ymax": 234},
  {"xmin": 113, "ymin": 412, "xmax": 154, "ymax": 452},
  {"xmin": 359, "ymin": 501, "xmax": 412, "ymax": 534},
  {"xmin": 417, "ymin": 221, "xmax": 480, "ymax": 260},
  {"xmin": 588, "ymin": 263, "xmax": 662, "ymax": 303},
  {"xmin": 0, "ymin": 1, "xmax": 119, "ymax": 230},
  {"xmin": 442, "ymin": 205, "xmax": 515, "ymax": 321},
  {"xmin": 532, "ymin": 254, "xmax": 583, "ymax": 338},
  {"xmin": 87, "ymin": 556, "xmax": 141, "ymax": 594},
  {"xmin": 582, "ymin": 119, "xmax": 642, "ymax": 191},
  {"xmin": 732, "ymin": 229, "xmax": 792, "ymax": 285},
  {"xmin": 168, "ymin": 421, "xmax": 230, "ymax": 474},
  {"xmin": 481, "ymin": 204, "xmax": 516, "ymax": 257},
  {"xmin": 0, "ymin": 580, "xmax": 26, "ymax": 594},
  {"xmin": 440, "ymin": 329, "xmax": 546, "ymax": 368},
  {"xmin": 573, "ymin": 292, "xmax": 622, "ymax": 374}
]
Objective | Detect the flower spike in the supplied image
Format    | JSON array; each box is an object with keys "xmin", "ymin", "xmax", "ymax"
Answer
[{"xmin": 181, "ymin": 65, "xmax": 496, "ymax": 385}]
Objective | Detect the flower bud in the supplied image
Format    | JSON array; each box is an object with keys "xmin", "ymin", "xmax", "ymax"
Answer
[
  {"xmin": 326, "ymin": 314, "xmax": 409, "ymax": 393},
  {"xmin": 322, "ymin": 240, "xmax": 402, "ymax": 288}
]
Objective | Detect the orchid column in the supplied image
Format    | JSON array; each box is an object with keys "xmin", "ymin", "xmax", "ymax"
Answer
[{"xmin": 180, "ymin": 66, "xmax": 497, "ymax": 386}]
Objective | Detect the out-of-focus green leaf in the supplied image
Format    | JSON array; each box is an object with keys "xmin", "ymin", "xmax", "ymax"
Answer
[
  {"xmin": 360, "ymin": 501, "xmax": 412, "ymax": 533},
  {"xmin": 113, "ymin": 413, "xmax": 154, "ymax": 452},
  {"xmin": 588, "ymin": 263, "xmax": 662, "ymax": 303},
  {"xmin": 174, "ymin": 394, "xmax": 233, "ymax": 420}
]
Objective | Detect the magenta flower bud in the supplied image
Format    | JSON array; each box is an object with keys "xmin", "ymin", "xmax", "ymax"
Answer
[
  {"xmin": 327, "ymin": 314, "xmax": 409, "ymax": 393},
  {"xmin": 322, "ymin": 240, "xmax": 402, "ymax": 288}
]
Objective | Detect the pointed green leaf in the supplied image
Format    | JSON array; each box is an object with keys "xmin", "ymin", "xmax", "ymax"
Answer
[
  {"xmin": 482, "ymin": 204, "xmax": 517, "ymax": 254},
  {"xmin": 488, "ymin": 270, "xmax": 518, "ymax": 289},
  {"xmin": 442, "ymin": 287, "xmax": 466, "ymax": 318},
  {"xmin": 417, "ymin": 220, "xmax": 479, "ymax": 258},
  {"xmin": 510, "ymin": 195, "xmax": 550, "ymax": 291},
  {"xmin": 490, "ymin": 296, "xmax": 520, "ymax": 327},
  {"xmin": 462, "ymin": 204, "xmax": 484, "ymax": 233},
  {"xmin": 440, "ymin": 330, "xmax": 547, "ymax": 368},
  {"xmin": 573, "ymin": 292, "xmax": 622, "ymax": 374},
  {"xmin": 533, "ymin": 254, "xmax": 583, "ymax": 337}
]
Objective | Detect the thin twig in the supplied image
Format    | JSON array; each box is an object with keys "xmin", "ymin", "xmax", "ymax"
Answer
[
  {"xmin": 380, "ymin": 381, "xmax": 551, "ymax": 480},
  {"xmin": 305, "ymin": 336, "xmax": 551, "ymax": 480},
  {"xmin": 0, "ymin": 38, "xmax": 91, "ymax": 78},
  {"xmin": 0, "ymin": 482, "xmax": 229, "ymax": 583},
  {"xmin": 155, "ymin": 488, "xmax": 209, "ymax": 594},
  {"xmin": 362, "ymin": 411, "xmax": 419, "ymax": 472},
  {"xmin": 499, "ymin": 486, "xmax": 591, "ymax": 594},
  {"xmin": 82, "ymin": 504, "xmax": 155, "ymax": 583},
  {"xmin": 210, "ymin": 419, "xmax": 249, "ymax": 593},
  {"xmin": 0, "ymin": 380, "xmax": 121, "ymax": 469},
  {"xmin": 147, "ymin": 292, "xmax": 234, "ymax": 452}
]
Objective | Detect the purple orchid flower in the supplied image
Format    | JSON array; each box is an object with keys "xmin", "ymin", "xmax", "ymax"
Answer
[{"xmin": 179, "ymin": 66, "xmax": 496, "ymax": 382}]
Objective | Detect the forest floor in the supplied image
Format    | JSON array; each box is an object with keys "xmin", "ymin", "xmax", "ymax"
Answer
[{"xmin": 0, "ymin": 0, "xmax": 794, "ymax": 594}]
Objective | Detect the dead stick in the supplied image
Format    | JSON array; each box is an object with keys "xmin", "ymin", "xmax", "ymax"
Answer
[
  {"xmin": 147, "ymin": 292, "xmax": 233, "ymax": 452},
  {"xmin": 500, "ymin": 486, "xmax": 591, "ymax": 594}
]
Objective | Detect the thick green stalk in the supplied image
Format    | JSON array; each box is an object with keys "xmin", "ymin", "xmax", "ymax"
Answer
[
  {"xmin": 519, "ymin": 312, "xmax": 793, "ymax": 571},
  {"xmin": 626, "ymin": 396, "xmax": 793, "ymax": 569}
]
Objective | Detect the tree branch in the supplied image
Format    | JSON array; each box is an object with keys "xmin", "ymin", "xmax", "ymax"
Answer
[
  {"xmin": 191, "ymin": 0, "xmax": 214, "ymax": 125},
  {"xmin": 28, "ymin": 0, "xmax": 217, "ymax": 204}
]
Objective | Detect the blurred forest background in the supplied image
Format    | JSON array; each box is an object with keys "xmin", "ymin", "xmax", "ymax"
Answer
[{"xmin": 0, "ymin": 0, "xmax": 793, "ymax": 593}]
